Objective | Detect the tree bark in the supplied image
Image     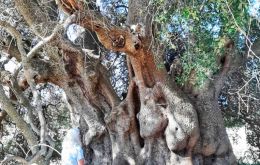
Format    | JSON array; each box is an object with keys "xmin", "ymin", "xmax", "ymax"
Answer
[{"xmin": 0, "ymin": 0, "xmax": 237, "ymax": 164}]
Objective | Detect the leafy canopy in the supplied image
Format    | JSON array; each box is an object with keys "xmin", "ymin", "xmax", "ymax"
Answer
[{"xmin": 153, "ymin": 0, "xmax": 259, "ymax": 87}]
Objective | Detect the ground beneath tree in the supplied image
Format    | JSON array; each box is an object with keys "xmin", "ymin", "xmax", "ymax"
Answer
[
  {"xmin": 219, "ymin": 60, "xmax": 260, "ymax": 164},
  {"xmin": 227, "ymin": 126, "xmax": 259, "ymax": 164}
]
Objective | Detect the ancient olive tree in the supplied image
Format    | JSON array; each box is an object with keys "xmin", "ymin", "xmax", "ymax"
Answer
[{"xmin": 1, "ymin": 0, "xmax": 254, "ymax": 164}]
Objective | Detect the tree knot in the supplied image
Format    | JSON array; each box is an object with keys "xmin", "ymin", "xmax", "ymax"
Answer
[{"xmin": 111, "ymin": 35, "xmax": 125, "ymax": 48}]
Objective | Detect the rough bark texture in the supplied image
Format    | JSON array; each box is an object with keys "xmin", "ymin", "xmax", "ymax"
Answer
[{"xmin": 0, "ymin": 0, "xmax": 238, "ymax": 164}]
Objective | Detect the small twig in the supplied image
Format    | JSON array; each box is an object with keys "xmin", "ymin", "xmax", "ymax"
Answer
[
  {"xmin": 15, "ymin": 141, "xmax": 27, "ymax": 156},
  {"xmin": 0, "ymin": 20, "xmax": 27, "ymax": 58},
  {"xmin": 82, "ymin": 49, "xmax": 100, "ymax": 59},
  {"xmin": 108, "ymin": 53, "xmax": 119, "ymax": 70},
  {"xmin": 225, "ymin": 0, "xmax": 260, "ymax": 60},
  {"xmin": 229, "ymin": 71, "xmax": 260, "ymax": 95}
]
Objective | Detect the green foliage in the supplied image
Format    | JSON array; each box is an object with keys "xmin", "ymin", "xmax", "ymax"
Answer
[
  {"xmin": 153, "ymin": 0, "xmax": 256, "ymax": 87},
  {"xmin": 176, "ymin": 49, "xmax": 219, "ymax": 87}
]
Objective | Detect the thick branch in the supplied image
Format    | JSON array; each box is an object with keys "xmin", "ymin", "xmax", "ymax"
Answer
[
  {"xmin": 0, "ymin": 16, "xmax": 76, "ymax": 89},
  {"xmin": 1, "ymin": 36, "xmax": 22, "ymax": 61},
  {"xmin": 213, "ymin": 40, "xmax": 242, "ymax": 99},
  {"xmin": 0, "ymin": 20, "xmax": 27, "ymax": 58},
  {"xmin": 55, "ymin": 1, "xmax": 145, "ymax": 56},
  {"xmin": 127, "ymin": 0, "xmax": 154, "ymax": 40},
  {"xmin": 0, "ymin": 110, "xmax": 7, "ymax": 125},
  {"xmin": 10, "ymin": 74, "xmax": 40, "ymax": 135},
  {"xmin": 56, "ymin": 1, "xmax": 168, "ymax": 89},
  {"xmin": 77, "ymin": 11, "xmax": 139, "ymax": 55},
  {"xmin": 77, "ymin": 12, "xmax": 167, "ymax": 87},
  {"xmin": 0, "ymin": 85, "xmax": 38, "ymax": 153},
  {"xmin": 29, "ymin": 80, "xmax": 47, "ymax": 157},
  {"xmin": 97, "ymin": 64, "xmax": 121, "ymax": 109},
  {"xmin": 15, "ymin": 0, "xmax": 56, "ymax": 37}
]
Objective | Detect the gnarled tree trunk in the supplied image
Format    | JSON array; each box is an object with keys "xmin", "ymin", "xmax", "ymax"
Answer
[{"xmin": 0, "ymin": 0, "xmax": 237, "ymax": 164}]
